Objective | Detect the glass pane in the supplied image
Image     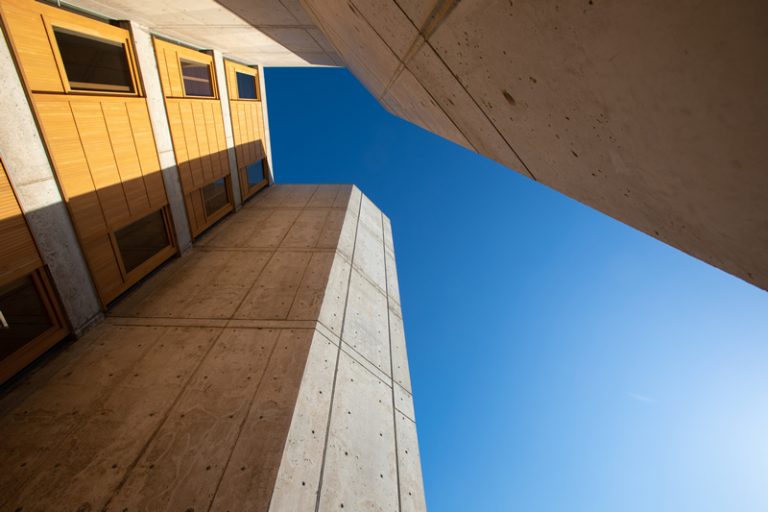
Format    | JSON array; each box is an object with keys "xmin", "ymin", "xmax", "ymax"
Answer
[
  {"xmin": 115, "ymin": 210, "xmax": 170, "ymax": 273},
  {"xmin": 53, "ymin": 28, "xmax": 133, "ymax": 92},
  {"xmin": 245, "ymin": 160, "xmax": 265, "ymax": 188},
  {"xmin": 181, "ymin": 60, "xmax": 213, "ymax": 97},
  {"xmin": 236, "ymin": 71, "xmax": 257, "ymax": 99},
  {"xmin": 0, "ymin": 275, "xmax": 54, "ymax": 359},
  {"xmin": 203, "ymin": 178, "xmax": 229, "ymax": 217}
]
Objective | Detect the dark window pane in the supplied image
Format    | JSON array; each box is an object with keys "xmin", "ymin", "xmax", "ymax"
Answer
[
  {"xmin": 53, "ymin": 28, "xmax": 133, "ymax": 92},
  {"xmin": 245, "ymin": 160, "xmax": 265, "ymax": 188},
  {"xmin": 0, "ymin": 275, "xmax": 53, "ymax": 359},
  {"xmin": 115, "ymin": 210, "xmax": 170, "ymax": 273},
  {"xmin": 236, "ymin": 71, "xmax": 257, "ymax": 99},
  {"xmin": 203, "ymin": 178, "xmax": 229, "ymax": 216},
  {"xmin": 181, "ymin": 60, "xmax": 213, "ymax": 97}
]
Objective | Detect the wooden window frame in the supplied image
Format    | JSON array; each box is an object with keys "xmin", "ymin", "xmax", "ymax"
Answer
[
  {"xmin": 0, "ymin": 268, "xmax": 69, "ymax": 384},
  {"xmin": 233, "ymin": 69, "xmax": 260, "ymax": 101},
  {"xmin": 107, "ymin": 206, "xmax": 177, "ymax": 292},
  {"xmin": 179, "ymin": 57, "xmax": 216, "ymax": 99},
  {"xmin": 239, "ymin": 160, "xmax": 269, "ymax": 200},
  {"xmin": 199, "ymin": 175, "xmax": 233, "ymax": 225},
  {"xmin": 42, "ymin": 14, "xmax": 142, "ymax": 97}
]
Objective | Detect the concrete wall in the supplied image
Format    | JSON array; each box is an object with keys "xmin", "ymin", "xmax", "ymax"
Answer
[
  {"xmin": 0, "ymin": 185, "xmax": 424, "ymax": 512},
  {"xmin": 301, "ymin": 0, "xmax": 768, "ymax": 291},
  {"xmin": 0, "ymin": 23, "xmax": 102, "ymax": 334},
  {"xmin": 270, "ymin": 187, "xmax": 426, "ymax": 511}
]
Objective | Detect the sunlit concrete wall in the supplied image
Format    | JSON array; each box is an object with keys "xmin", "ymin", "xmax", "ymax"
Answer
[
  {"xmin": 301, "ymin": 0, "xmax": 768, "ymax": 291},
  {"xmin": 0, "ymin": 185, "xmax": 425, "ymax": 511},
  {"xmin": 269, "ymin": 186, "xmax": 426, "ymax": 511}
]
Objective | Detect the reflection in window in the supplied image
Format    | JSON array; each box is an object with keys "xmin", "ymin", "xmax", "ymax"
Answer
[
  {"xmin": 236, "ymin": 71, "xmax": 258, "ymax": 99},
  {"xmin": 0, "ymin": 275, "xmax": 53, "ymax": 359},
  {"xmin": 115, "ymin": 210, "xmax": 170, "ymax": 273},
  {"xmin": 245, "ymin": 160, "xmax": 265, "ymax": 188},
  {"xmin": 53, "ymin": 28, "xmax": 133, "ymax": 92},
  {"xmin": 181, "ymin": 59, "xmax": 213, "ymax": 97},
  {"xmin": 203, "ymin": 178, "xmax": 229, "ymax": 216}
]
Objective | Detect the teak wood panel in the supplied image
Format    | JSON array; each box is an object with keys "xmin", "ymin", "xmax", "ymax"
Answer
[
  {"xmin": 154, "ymin": 38, "xmax": 234, "ymax": 237},
  {"xmin": 0, "ymin": 160, "xmax": 69, "ymax": 384},
  {"xmin": 0, "ymin": 0, "xmax": 175, "ymax": 305},
  {"xmin": 224, "ymin": 60, "xmax": 268, "ymax": 200},
  {"xmin": 0, "ymin": 161, "xmax": 42, "ymax": 284}
]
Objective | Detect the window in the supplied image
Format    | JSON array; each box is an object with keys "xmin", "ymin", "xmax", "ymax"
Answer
[
  {"xmin": 203, "ymin": 178, "xmax": 229, "ymax": 216},
  {"xmin": 53, "ymin": 28, "xmax": 133, "ymax": 93},
  {"xmin": 181, "ymin": 59, "xmax": 213, "ymax": 97},
  {"xmin": 236, "ymin": 71, "xmax": 258, "ymax": 100},
  {"xmin": 114, "ymin": 210, "xmax": 170, "ymax": 273},
  {"xmin": 0, "ymin": 275, "xmax": 54, "ymax": 359},
  {"xmin": 245, "ymin": 160, "xmax": 265, "ymax": 188}
]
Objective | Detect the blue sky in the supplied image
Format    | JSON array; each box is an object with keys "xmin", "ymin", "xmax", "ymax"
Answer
[{"xmin": 265, "ymin": 68, "xmax": 768, "ymax": 512}]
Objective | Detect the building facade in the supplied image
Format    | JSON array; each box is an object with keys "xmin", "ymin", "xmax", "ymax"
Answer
[{"xmin": 0, "ymin": 0, "xmax": 426, "ymax": 510}]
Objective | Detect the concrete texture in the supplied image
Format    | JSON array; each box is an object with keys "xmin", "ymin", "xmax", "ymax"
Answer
[
  {"xmin": 212, "ymin": 49, "xmax": 244, "ymax": 209},
  {"xmin": 269, "ymin": 186, "xmax": 427, "ymax": 511},
  {"xmin": 0, "ymin": 185, "xmax": 425, "ymax": 511},
  {"xmin": 258, "ymin": 63, "xmax": 276, "ymax": 184},
  {"xmin": 64, "ymin": 0, "xmax": 341, "ymax": 66},
  {"xmin": 127, "ymin": 21, "xmax": 193, "ymax": 252},
  {"xmin": 301, "ymin": 0, "xmax": 768, "ymax": 291},
  {"xmin": 0, "ymin": 23, "xmax": 102, "ymax": 334}
]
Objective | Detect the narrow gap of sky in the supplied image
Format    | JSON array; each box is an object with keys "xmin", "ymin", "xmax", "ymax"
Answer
[{"xmin": 265, "ymin": 67, "xmax": 768, "ymax": 512}]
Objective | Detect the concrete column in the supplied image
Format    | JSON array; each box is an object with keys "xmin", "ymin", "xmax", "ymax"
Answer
[
  {"xmin": 124, "ymin": 21, "xmax": 192, "ymax": 253},
  {"xmin": 269, "ymin": 186, "xmax": 427, "ymax": 512},
  {"xmin": 258, "ymin": 67, "xmax": 276, "ymax": 184},
  {"xmin": 211, "ymin": 49, "xmax": 243, "ymax": 209},
  {"xmin": 0, "ymin": 23, "xmax": 102, "ymax": 335}
]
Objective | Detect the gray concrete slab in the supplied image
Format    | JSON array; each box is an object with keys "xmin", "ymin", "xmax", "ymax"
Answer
[{"xmin": 316, "ymin": 350, "xmax": 399, "ymax": 512}]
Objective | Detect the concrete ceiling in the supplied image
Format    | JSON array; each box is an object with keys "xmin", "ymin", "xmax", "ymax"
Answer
[
  {"xmin": 63, "ymin": 0, "xmax": 342, "ymax": 66},
  {"xmin": 300, "ymin": 0, "xmax": 768, "ymax": 291}
]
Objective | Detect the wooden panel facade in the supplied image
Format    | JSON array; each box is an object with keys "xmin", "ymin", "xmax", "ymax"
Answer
[
  {"xmin": 0, "ymin": 160, "xmax": 69, "ymax": 384},
  {"xmin": 0, "ymin": 0, "xmax": 177, "ymax": 305},
  {"xmin": 224, "ymin": 59, "xmax": 269, "ymax": 201},
  {"xmin": 154, "ymin": 38, "xmax": 234, "ymax": 237}
]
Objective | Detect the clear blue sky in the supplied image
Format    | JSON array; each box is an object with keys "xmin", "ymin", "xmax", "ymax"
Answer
[{"xmin": 265, "ymin": 68, "xmax": 768, "ymax": 512}]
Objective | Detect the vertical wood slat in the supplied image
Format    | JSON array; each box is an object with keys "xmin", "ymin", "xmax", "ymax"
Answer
[
  {"xmin": 0, "ymin": 162, "xmax": 43, "ymax": 283},
  {"xmin": 34, "ymin": 99, "xmax": 107, "ymax": 239},
  {"xmin": 1, "ymin": 0, "xmax": 174, "ymax": 304},
  {"xmin": 0, "ymin": 1, "xmax": 64, "ymax": 92},
  {"xmin": 102, "ymin": 102, "xmax": 150, "ymax": 218},
  {"xmin": 126, "ymin": 102, "xmax": 167, "ymax": 210},
  {"xmin": 70, "ymin": 102, "xmax": 131, "ymax": 229}
]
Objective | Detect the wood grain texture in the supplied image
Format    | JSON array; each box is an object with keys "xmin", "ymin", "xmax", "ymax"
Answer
[
  {"xmin": 223, "ymin": 59, "xmax": 269, "ymax": 199},
  {"xmin": 1, "ymin": 0, "xmax": 173, "ymax": 305},
  {"xmin": 0, "ymin": 161, "xmax": 42, "ymax": 282},
  {"xmin": 154, "ymin": 38, "xmax": 233, "ymax": 237}
]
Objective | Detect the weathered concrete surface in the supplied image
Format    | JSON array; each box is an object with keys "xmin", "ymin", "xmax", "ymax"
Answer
[
  {"xmin": 0, "ymin": 23, "xmax": 102, "ymax": 334},
  {"xmin": 0, "ymin": 185, "xmax": 424, "ymax": 511},
  {"xmin": 270, "ymin": 186, "xmax": 427, "ymax": 511},
  {"xmin": 66, "ymin": 0, "xmax": 341, "ymax": 66},
  {"xmin": 302, "ymin": 0, "xmax": 768, "ymax": 291},
  {"xmin": 126, "ymin": 21, "xmax": 193, "ymax": 252}
]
